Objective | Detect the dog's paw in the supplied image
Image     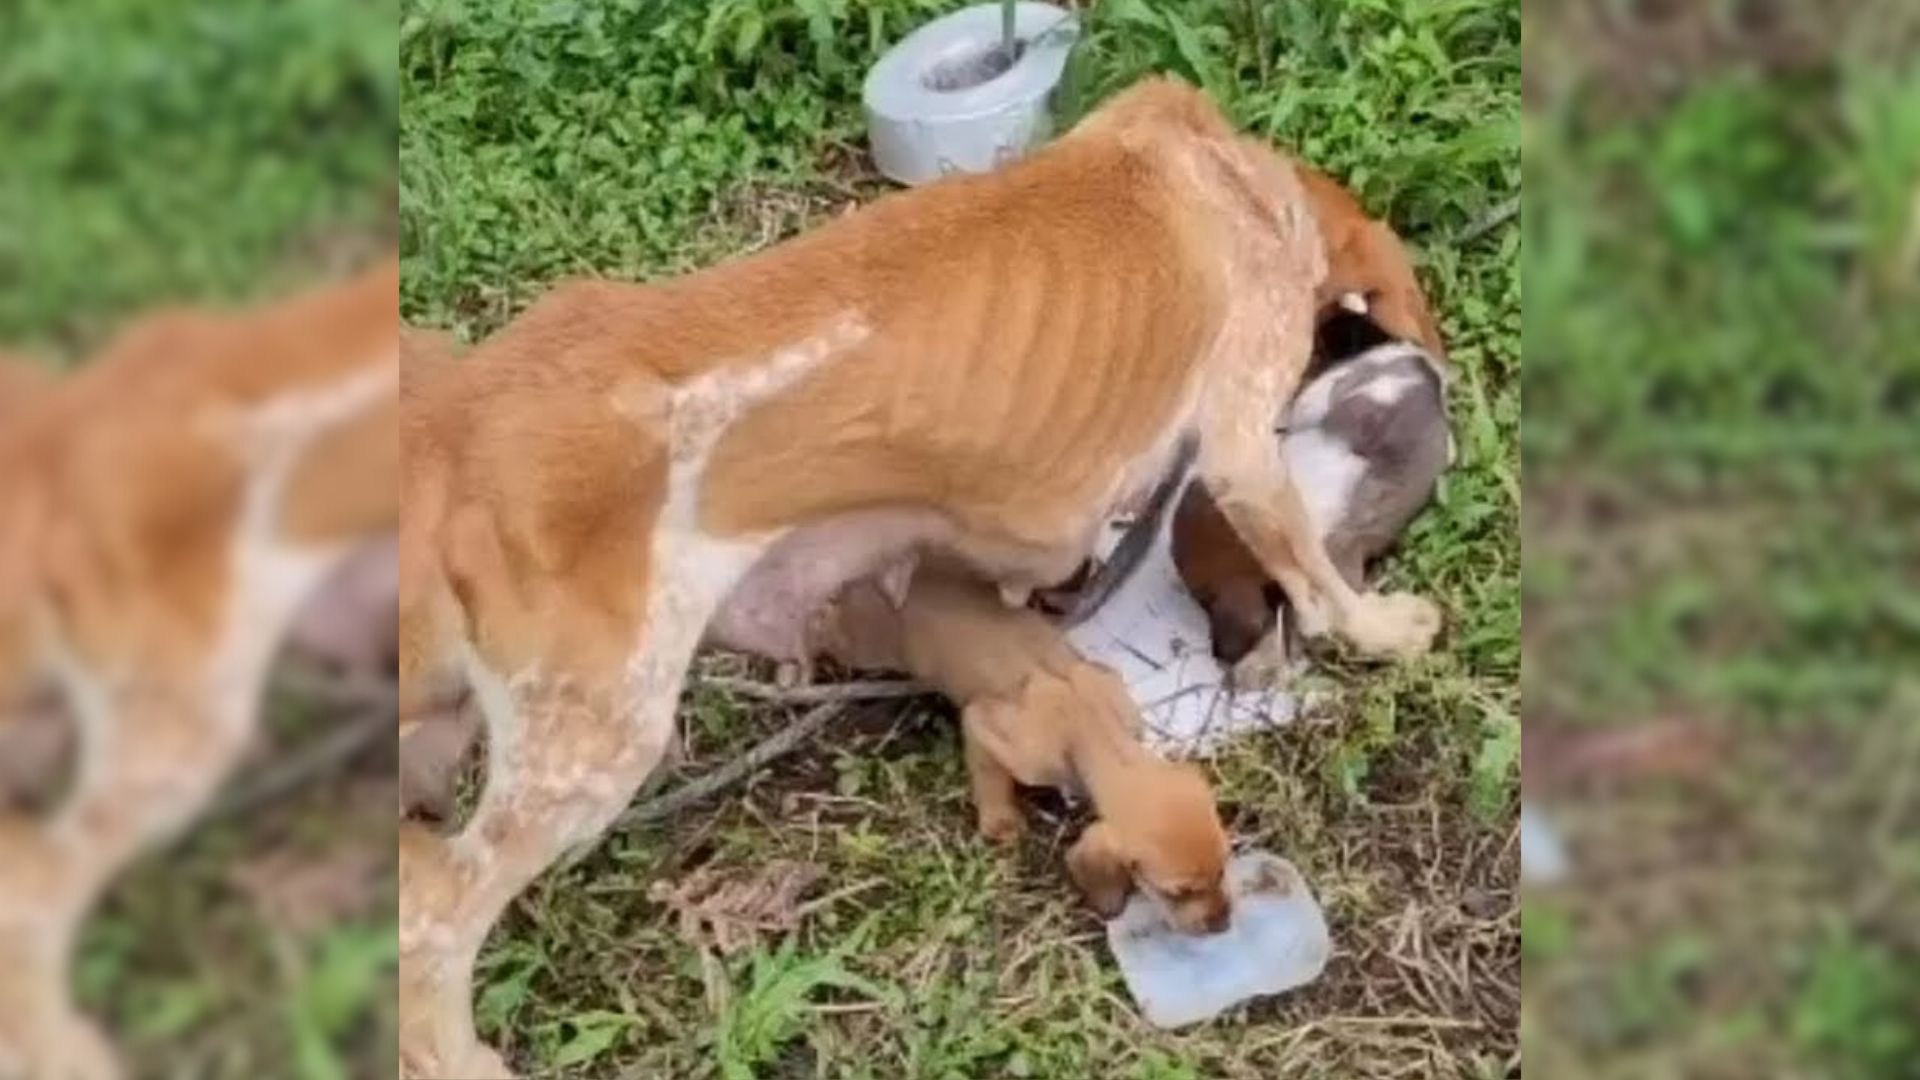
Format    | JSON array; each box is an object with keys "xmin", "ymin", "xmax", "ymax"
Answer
[
  {"xmin": 773, "ymin": 659, "xmax": 813, "ymax": 690},
  {"xmin": 39, "ymin": 1013, "xmax": 123, "ymax": 1080},
  {"xmin": 1227, "ymin": 628, "xmax": 1293, "ymax": 690},
  {"xmin": 403, "ymin": 1041, "xmax": 515, "ymax": 1080},
  {"xmin": 453, "ymin": 1043, "xmax": 517, "ymax": 1080},
  {"xmin": 1344, "ymin": 592, "xmax": 1441, "ymax": 659},
  {"xmin": 977, "ymin": 807, "xmax": 1026, "ymax": 845}
]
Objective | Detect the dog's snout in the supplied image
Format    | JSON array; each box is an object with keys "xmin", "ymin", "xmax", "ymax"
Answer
[
  {"xmin": 1208, "ymin": 613, "xmax": 1262, "ymax": 665},
  {"xmin": 1201, "ymin": 902, "xmax": 1231, "ymax": 935}
]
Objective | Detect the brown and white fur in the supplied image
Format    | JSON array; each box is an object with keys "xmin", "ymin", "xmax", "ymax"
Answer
[
  {"xmin": 1174, "ymin": 293, "xmax": 1452, "ymax": 679},
  {"xmin": 0, "ymin": 263, "xmax": 398, "ymax": 1080},
  {"xmin": 396, "ymin": 78, "xmax": 1438, "ymax": 1078},
  {"xmin": 824, "ymin": 567, "xmax": 1232, "ymax": 934}
]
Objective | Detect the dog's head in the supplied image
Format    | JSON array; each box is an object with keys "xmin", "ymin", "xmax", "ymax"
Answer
[
  {"xmin": 1297, "ymin": 164, "xmax": 1447, "ymax": 364},
  {"xmin": 1068, "ymin": 760, "xmax": 1233, "ymax": 934}
]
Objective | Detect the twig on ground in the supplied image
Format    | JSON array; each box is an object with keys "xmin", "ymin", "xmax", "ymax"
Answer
[
  {"xmin": 273, "ymin": 662, "xmax": 400, "ymax": 711},
  {"xmin": 614, "ymin": 700, "xmax": 850, "ymax": 832},
  {"xmin": 695, "ymin": 676, "xmax": 925, "ymax": 704},
  {"xmin": 188, "ymin": 666, "xmax": 398, "ymax": 825},
  {"xmin": 208, "ymin": 705, "xmax": 391, "ymax": 823},
  {"xmin": 1455, "ymin": 196, "xmax": 1519, "ymax": 246}
]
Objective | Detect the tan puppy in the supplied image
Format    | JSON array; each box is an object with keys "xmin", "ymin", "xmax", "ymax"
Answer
[
  {"xmin": 397, "ymin": 78, "xmax": 1437, "ymax": 1077},
  {"xmin": 826, "ymin": 569, "xmax": 1232, "ymax": 934},
  {"xmin": 0, "ymin": 263, "xmax": 397, "ymax": 1080}
]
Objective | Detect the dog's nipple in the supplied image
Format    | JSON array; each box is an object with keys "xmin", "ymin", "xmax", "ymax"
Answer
[{"xmin": 876, "ymin": 555, "xmax": 918, "ymax": 609}]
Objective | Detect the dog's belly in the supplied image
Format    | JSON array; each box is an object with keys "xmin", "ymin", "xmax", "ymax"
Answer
[
  {"xmin": 704, "ymin": 454, "xmax": 1189, "ymax": 664},
  {"xmin": 704, "ymin": 508, "xmax": 948, "ymax": 661},
  {"xmin": 704, "ymin": 511, "xmax": 1101, "ymax": 663},
  {"xmin": 287, "ymin": 533, "xmax": 399, "ymax": 672}
]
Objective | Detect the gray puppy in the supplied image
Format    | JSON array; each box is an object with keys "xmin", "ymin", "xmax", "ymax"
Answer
[{"xmin": 1172, "ymin": 293, "xmax": 1452, "ymax": 674}]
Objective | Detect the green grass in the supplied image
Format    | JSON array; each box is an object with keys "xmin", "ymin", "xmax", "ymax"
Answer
[
  {"xmin": 402, "ymin": 0, "xmax": 1520, "ymax": 1076},
  {"xmin": 0, "ymin": 0, "xmax": 396, "ymax": 357},
  {"xmin": 1523, "ymin": 2, "xmax": 1919, "ymax": 1076}
]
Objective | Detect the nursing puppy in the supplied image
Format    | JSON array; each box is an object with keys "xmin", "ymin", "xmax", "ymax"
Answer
[
  {"xmin": 398, "ymin": 78, "xmax": 1439, "ymax": 1077},
  {"xmin": 825, "ymin": 569, "xmax": 1232, "ymax": 935},
  {"xmin": 1174, "ymin": 294, "xmax": 1451, "ymax": 674}
]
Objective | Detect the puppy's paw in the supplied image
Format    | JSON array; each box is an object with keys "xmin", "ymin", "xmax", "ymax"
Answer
[
  {"xmin": 876, "ymin": 554, "xmax": 919, "ymax": 609},
  {"xmin": 1227, "ymin": 628, "xmax": 1293, "ymax": 690},
  {"xmin": 773, "ymin": 659, "xmax": 812, "ymax": 690},
  {"xmin": 1344, "ymin": 591, "xmax": 1441, "ymax": 659},
  {"xmin": 976, "ymin": 807, "xmax": 1025, "ymax": 845}
]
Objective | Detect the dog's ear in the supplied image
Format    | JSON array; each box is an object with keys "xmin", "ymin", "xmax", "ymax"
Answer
[{"xmin": 1066, "ymin": 821, "xmax": 1135, "ymax": 918}]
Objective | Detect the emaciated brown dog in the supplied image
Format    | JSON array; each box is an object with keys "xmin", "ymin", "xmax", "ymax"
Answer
[{"xmin": 397, "ymin": 78, "xmax": 1440, "ymax": 1078}]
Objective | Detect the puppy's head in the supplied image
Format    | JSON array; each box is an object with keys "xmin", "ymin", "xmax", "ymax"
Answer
[
  {"xmin": 1205, "ymin": 579, "xmax": 1284, "ymax": 666},
  {"xmin": 1068, "ymin": 761, "xmax": 1232, "ymax": 935}
]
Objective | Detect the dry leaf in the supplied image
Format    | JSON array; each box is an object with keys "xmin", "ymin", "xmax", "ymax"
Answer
[
  {"xmin": 229, "ymin": 844, "xmax": 385, "ymax": 936},
  {"xmin": 648, "ymin": 859, "xmax": 825, "ymax": 955}
]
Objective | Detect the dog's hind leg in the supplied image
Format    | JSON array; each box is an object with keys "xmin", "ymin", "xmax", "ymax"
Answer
[{"xmin": 394, "ymin": 474, "xmax": 740, "ymax": 1077}]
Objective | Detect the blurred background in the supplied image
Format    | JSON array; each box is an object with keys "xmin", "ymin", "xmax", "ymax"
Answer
[
  {"xmin": 1523, "ymin": 0, "xmax": 1919, "ymax": 1075},
  {"xmin": 1, "ymin": 1, "xmax": 396, "ymax": 1077}
]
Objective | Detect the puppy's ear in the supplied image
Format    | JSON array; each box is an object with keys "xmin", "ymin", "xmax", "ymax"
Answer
[
  {"xmin": 959, "ymin": 697, "xmax": 1015, "ymax": 759},
  {"xmin": 1066, "ymin": 821, "xmax": 1134, "ymax": 918}
]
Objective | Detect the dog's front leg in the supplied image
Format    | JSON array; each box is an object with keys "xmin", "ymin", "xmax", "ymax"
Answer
[
  {"xmin": 397, "ymin": 540, "xmax": 720, "ymax": 1080},
  {"xmin": 1195, "ymin": 355, "xmax": 1439, "ymax": 661},
  {"xmin": 398, "ymin": 647, "xmax": 684, "ymax": 1079}
]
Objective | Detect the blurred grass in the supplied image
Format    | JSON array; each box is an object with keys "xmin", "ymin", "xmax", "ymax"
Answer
[
  {"xmin": 0, "ymin": 0, "xmax": 397, "ymax": 357},
  {"xmin": 3, "ymin": 2, "xmax": 398, "ymax": 1078},
  {"xmin": 403, "ymin": 0, "xmax": 1519, "ymax": 1076},
  {"xmin": 1523, "ymin": 1, "xmax": 1919, "ymax": 1076}
]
